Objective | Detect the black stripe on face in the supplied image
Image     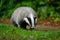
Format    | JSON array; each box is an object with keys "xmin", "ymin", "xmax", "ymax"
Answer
[
  {"xmin": 27, "ymin": 17, "xmax": 32, "ymax": 26},
  {"xmin": 27, "ymin": 17, "xmax": 37, "ymax": 27}
]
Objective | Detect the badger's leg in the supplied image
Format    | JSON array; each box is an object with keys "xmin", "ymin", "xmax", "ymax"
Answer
[
  {"xmin": 15, "ymin": 20, "xmax": 20, "ymax": 27},
  {"xmin": 16, "ymin": 22, "xmax": 20, "ymax": 28},
  {"xmin": 11, "ymin": 20, "xmax": 18, "ymax": 27},
  {"xmin": 13, "ymin": 21, "xmax": 20, "ymax": 27}
]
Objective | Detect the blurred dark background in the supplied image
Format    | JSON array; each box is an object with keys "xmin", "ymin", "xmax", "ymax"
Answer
[{"xmin": 0, "ymin": 0, "xmax": 60, "ymax": 21}]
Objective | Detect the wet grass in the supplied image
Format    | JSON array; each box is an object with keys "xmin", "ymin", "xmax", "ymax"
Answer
[{"xmin": 0, "ymin": 23, "xmax": 60, "ymax": 40}]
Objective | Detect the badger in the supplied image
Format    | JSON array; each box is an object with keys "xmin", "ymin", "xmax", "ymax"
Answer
[{"xmin": 10, "ymin": 7, "xmax": 37, "ymax": 29}]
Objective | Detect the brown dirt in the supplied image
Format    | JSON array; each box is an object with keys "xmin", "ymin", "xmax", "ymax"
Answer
[
  {"xmin": 0, "ymin": 18, "xmax": 10, "ymax": 24},
  {"xmin": 0, "ymin": 18, "xmax": 60, "ymax": 30},
  {"xmin": 36, "ymin": 18, "xmax": 60, "ymax": 30}
]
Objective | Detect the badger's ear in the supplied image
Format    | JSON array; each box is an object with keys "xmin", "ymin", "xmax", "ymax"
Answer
[{"xmin": 23, "ymin": 18, "xmax": 30, "ymax": 26}]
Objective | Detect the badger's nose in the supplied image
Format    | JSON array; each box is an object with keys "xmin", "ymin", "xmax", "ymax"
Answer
[{"xmin": 31, "ymin": 26, "xmax": 35, "ymax": 29}]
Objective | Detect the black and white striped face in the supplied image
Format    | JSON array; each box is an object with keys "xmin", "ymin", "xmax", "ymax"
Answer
[{"xmin": 23, "ymin": 13, "xmax": 37, "ymax": 28}]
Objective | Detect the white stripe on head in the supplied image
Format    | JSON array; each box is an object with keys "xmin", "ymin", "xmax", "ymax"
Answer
[
  {"xmin": 23, "ymin": 18, "xmax": 31, "ymax": 26},
  {"xmin": 29, "ymin": 13, "xmax": 34, "ymax": 28}
]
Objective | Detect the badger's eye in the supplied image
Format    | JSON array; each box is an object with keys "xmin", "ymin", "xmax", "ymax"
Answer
[{"xmin": 34, "ymin": 17, "xmax": 36, "ymax": 19}]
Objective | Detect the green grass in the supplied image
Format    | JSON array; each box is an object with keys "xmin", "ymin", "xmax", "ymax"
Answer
[{"xmin": 0, "ymin": 23, "xmax": 60, "ymax": 40}]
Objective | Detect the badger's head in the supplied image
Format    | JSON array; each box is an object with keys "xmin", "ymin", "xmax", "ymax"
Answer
[{"xmin": 23, "ymin": 13, "xmax": 37, "ymax": 29}]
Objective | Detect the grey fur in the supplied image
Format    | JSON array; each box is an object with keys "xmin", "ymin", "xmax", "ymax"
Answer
[{"xmin": 10, "ymin": 7, "xmax": 37, "ymax": 28}]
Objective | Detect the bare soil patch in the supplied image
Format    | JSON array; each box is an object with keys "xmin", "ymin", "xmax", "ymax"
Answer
[{"xmin": 0, "ymin": 18, "xmax": 60, "ymax": 30}]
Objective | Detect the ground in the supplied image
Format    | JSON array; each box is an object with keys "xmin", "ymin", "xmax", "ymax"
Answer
[
  {"xmin": 0, "ymin": 18, "xmax": 60, "ymax": 30},
  {"xmin": 0, "ymin": 18, "xmax": 60, "ymax": 40}
]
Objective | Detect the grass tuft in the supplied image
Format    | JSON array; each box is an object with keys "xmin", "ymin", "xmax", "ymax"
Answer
[{"xmin": 0, "ymin": 23, "xmax": 60, "ymax": 40}]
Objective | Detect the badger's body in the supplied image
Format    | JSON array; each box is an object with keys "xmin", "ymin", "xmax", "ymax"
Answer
[{"xmin": 11, "ymin": 7, "xmax": 37, "ymax": 29}]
